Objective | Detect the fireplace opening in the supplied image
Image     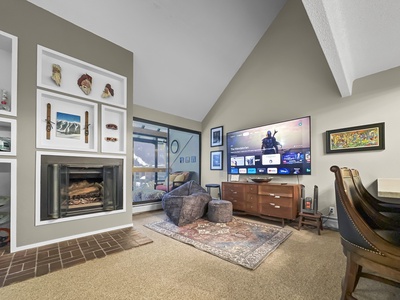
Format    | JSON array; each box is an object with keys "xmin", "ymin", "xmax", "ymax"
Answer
[{"xmin": 40, "ymin": 156, "xmax": 123, "ymax": 221}]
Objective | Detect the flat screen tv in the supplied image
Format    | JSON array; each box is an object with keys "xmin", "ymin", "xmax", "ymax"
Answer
[{"xmin": 227, "ymin": 116, "xmax": 311, "ymax": 176}]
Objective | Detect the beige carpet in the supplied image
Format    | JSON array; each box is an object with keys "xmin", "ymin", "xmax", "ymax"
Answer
[{"xmin": 0, "ymin": 210, "xmax": 398, "ymax": 300}]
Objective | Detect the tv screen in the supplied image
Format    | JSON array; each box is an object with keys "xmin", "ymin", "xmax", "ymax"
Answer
[{"xmin": 227, "ymin": 116, "xmax": 311, "ymax": 175}]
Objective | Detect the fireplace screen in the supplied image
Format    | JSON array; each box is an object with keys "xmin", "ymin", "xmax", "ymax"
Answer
[{"xmin": 40, "ymin": 156, "xmax": 123, "ymax": 221}]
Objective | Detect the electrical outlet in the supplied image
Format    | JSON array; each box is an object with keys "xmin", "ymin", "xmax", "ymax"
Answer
[{"xmin": 329, "ymin": 206, "xmax": 335, "ymax": 214}]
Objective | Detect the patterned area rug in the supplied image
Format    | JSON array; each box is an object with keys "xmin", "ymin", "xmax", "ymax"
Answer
[{"xmin": 145, "ymin": 217, "xmax": 292, "ymax": 270}]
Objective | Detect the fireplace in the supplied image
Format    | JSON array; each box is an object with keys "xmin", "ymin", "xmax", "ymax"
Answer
[{"xmin": 40, "ymin": 155, "xmax": 123, "ymax": 221}]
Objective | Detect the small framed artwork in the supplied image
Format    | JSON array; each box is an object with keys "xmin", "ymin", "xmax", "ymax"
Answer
[
  {"xmin": 210, "ymin": 126, "xmax": 223, "ymax": 147},
  {"xmin": 210, "ymin": 150, "xmax": 223, "ymax": 170},
  {"xmin": 36, "ymin": 90, "xmax": 98, "ymax": 152},
  {"xmin": 326, "ymin": 122, "xmax": 385, "ymax": 153}
]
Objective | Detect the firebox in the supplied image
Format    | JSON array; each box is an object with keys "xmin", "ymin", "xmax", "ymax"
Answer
[{"xmin": 40, "ymin": 155, "xmax": 123, "ymax": 221}]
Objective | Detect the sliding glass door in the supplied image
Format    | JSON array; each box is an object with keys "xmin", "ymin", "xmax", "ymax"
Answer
[{"xmin": 132, "ymin": 119, "xmax": 200, "ymax": 206}]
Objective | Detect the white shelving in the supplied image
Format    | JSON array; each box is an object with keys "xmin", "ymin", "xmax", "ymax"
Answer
[
  {"xmin": 0, "ymin": 159, "xmax": 16, "ymax": 252},
  {"xmin": 101, "ymin": 105, "xmax": 126, "ymax": 154},
  {"xmin": 37, "ymin": 45, "xmax": 127, "ymax": 108},
  {"xmin": 0, "ymin": 30, "xmax": 18, "ymax": 252},
  {"xmin": 0, "ymin": 30, "xmax": 17, "ymax": 117}
]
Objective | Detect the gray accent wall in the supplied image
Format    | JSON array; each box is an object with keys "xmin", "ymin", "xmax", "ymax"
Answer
[{"xmin": 0, "ymin": 1, "xmax": 133, "ymax": 249}]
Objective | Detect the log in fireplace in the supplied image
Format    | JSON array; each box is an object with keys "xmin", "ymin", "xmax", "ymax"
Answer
[{"xmin": 40, "ymin": 155, "xmax": 123, "ymax": 221}]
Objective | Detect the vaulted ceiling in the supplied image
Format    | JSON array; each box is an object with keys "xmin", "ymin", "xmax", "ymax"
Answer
[{"xmin": 27, "ymin": 0, "xmax": 400, "ymax": 122}]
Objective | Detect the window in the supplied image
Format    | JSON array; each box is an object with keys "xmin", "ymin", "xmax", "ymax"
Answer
[{"xmin": 132, "ymin": 119, "xmax": 200, "ymax": 206}]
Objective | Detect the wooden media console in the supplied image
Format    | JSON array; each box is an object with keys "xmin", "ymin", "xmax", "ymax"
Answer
[{"xmin": 222, "ymin": 182, "xmax": 301, "ymax": 227}]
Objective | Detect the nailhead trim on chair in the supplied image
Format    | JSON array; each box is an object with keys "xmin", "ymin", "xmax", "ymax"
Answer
[
  {"xmin": 341, "ymin": 237, "xmax": 384, "ymax": 256},
  {"xmin": 338, "ymin": 182, "xmax": 382, "ymax": 255}
]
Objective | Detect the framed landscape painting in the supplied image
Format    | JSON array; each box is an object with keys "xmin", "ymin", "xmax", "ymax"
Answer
[{"xmin": 210, "ymin": 150, "xmax": 223, "ymax": 170}]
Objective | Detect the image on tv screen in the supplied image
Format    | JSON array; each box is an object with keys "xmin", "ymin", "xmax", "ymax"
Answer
[{"xmin": 227, "ymin": 116, "xmax": 311, "ymax": 175}]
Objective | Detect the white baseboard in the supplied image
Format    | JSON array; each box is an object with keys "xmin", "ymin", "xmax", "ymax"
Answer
[
  {"xmin": 132, "ymin": 202, "xmax": 162, "ymax": 214},
  {"xmin": 322, "ymin": 215, "xmax": 338, "ymax": 230}
]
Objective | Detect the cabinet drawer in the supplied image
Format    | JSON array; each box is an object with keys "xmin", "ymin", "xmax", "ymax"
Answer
[
  {"xmin": 259, "ymin": 195, "xmax": 296, "ymax": 219},
  {"xmin": 245, "ymin": 194, "xmax": 258, "ymax": 213},
  {"xmin": 260, "ymin": 204, "xmax": 293, "ymax": 219},
  {"xmin": 245, "ymin": 201, "xmax": 259, "ymax": 213},
  {"xmin": 222, "ymin": 185, "xmax": 245, "ymax": 199},
  {"xmin": 258, "ymin": 184, "xmax": 294, "ymax": 197},
  {"xmin": 223, "ymin": 192, "xmax": 244, "ymax": 201},
  {"xmin": 227, "ymin": 198, "xmax": 245, "ymax": 211},
  {"xmin": 261, "ymin": 196, "xmax": 292, "ymax": 208},
  {"xmin": 245, "ymin": 184, "xmax": 258, "ymax": 194},
  {"xmin": 246, "ymin": 193, "xmax": 258, "ymax": 203}
]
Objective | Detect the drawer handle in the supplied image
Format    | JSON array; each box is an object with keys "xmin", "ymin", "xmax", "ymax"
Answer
[
  {"xmin": 274, "ymin": 195, "xmax": 280, "ymax": 199},
  {"xmin": 270, "ymin": 203, "xmax": 275, "ymax": 206},
  {"xmin": 269, "ymin": 193, "xmax": 275, "ymax": 196},
  {"xmin": 274, "ymin": 205, "xmax": 280, "ymax": 208}
]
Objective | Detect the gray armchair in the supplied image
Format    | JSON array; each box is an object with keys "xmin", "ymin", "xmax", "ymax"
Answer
[{"xmin": 162, "ymin": 180, "xmax": 211, "ymax": 226}]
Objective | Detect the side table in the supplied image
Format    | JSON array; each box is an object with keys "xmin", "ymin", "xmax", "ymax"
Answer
[{"xmin": 298, "ymin": 212, "xmax": 323, "ymax": 235}]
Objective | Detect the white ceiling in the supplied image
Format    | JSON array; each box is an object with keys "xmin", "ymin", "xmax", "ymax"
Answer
[
  {"xmin": 303, "ymin": 0, "xmax": 400, "ymax": 97},
  {"xmin": 27, "ymin": 0, "xmax": 400, "ymax": 121}
]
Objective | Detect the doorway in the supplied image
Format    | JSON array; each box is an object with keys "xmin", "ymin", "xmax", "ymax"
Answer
[{"xmin": 132, "ymin": 119, "xmax": 200, "ymax": 210}]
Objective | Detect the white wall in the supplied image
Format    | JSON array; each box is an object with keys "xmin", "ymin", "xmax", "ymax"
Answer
[{"xmin": 201, "ymin": 0, "xmax": 400, "ymax": 216}]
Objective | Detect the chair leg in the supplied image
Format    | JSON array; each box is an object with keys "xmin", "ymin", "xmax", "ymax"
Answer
[
  {"xmin": 298, "ymin": 215, "xmax": 303, "ymax": 231},
  {"xmin": 341, "ymin": 252, "xmax": 361, "ymax": 299},
  {"xmin": 316, "ymin": 215, "xmax": 323, "ymax": 235}
]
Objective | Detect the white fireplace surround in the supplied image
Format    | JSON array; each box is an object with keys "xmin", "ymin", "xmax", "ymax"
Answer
[{"xmin": 35, "ymin": 151, "xmax": 127, "ymax": 226}]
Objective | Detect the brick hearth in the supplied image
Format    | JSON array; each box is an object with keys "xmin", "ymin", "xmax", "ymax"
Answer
[{"xmin": 0, "ymin": 227, "xmax": 152, "ymax": 287}]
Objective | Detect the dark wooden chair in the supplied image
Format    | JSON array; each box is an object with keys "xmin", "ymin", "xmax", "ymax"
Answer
[
  {"xmin": 350, "ymin": 168, "xmax": 400, "ymax": 213},
  {"xmin": 330, "ymin": 166, "xmax": 400, "ymax": 300},
  {"xmin": 343, "ymin": 168, "xmax": 400, "ymax": 231}
]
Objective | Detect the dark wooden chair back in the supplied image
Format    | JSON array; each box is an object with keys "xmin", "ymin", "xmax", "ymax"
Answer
[
  {"xmin": 348, "ymin": 169, "xmax": 400, "ymax": 230},
  {"xmin": 350, "ymin": 168, "xmax": 400, "ymax": 213},
  {"xmin": 330, "ymin": 165, "xmax": 400, "ymax": 299}
]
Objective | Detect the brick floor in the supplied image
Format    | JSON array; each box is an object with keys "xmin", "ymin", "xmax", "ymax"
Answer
[{"xmin": 0, "ymin": 227, "xmax": 152, "ymax": 287}]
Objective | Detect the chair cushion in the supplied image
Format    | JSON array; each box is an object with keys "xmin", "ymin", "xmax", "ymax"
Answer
[
  {"xmin": 174, "ymin": 173, "xmax": 185, "ymax": 183},
  {"xmin": 375, "ymin": 229, "xmax": 400, "ymax": 246},
  {"xmin": 133, "ymin": 187, "xmax": 165, "ymax": 202},
  {"xmin": 165, "ymin": 173, "xmax": 180, "ymax": 186}
]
